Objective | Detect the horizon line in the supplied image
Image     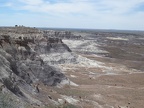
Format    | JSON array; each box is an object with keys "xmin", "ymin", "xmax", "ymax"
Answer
[{"xmin": 0, "ymin": 26, "xmax": 144, "ymax": 32}]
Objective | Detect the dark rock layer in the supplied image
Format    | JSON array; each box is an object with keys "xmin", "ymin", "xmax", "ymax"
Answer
[{"xmin": 0, "ymin": 27, "xmax": 71, "ymax": 105}]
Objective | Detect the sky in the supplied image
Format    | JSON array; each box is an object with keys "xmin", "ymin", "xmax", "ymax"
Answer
[{"xmin": 0, "ymin": 0, "xmax": 144, "ymax": 30}]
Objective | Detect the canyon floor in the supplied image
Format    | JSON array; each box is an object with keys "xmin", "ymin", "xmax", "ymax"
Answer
[{"xmin": 36, "ymin": 30, "xmax": 144, "ymax": 108}]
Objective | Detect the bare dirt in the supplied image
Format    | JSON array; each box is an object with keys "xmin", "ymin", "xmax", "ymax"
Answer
[{"xmin": 52, "ymin": 31, "xmax": 144, "ymax": 108}]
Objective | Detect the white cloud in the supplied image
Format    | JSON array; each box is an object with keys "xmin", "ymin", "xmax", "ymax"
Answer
[
  {"xmin": 1, "ymin": 0, "xmax": 144, "ymax": 30},
  {"xmin": 18, "ymin": 0, "xmax": 94, "ymax": 14},
  {"xmin": 19, "ymin": 0, "xmax": 44, "ymax": 5},
  {"xmin": 16, "ymin": 0, "xmax": 144, "ymax": 14}
]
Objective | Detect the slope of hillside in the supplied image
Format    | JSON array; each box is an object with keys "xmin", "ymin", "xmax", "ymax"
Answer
[{"xmin": 0, "ymin": 27, "xmax": 74, "ymax": 107}]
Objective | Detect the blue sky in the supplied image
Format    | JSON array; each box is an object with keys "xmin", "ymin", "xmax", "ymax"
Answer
[{"xmin": 0, "ymin": 0, "xmax": 144, "ymax": 30}]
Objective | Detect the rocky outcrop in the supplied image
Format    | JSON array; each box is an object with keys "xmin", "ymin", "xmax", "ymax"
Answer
[
  {"xmin": 35, "ymin": 36, "xmax": 72, "ymax": 54},
  {"xmin": 0, "ymin": 27, "xmax": 71, "ymax": 107},
  {"xmin": 43, "ymin": 30, "xmax": 82, "ymax": 39}
]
